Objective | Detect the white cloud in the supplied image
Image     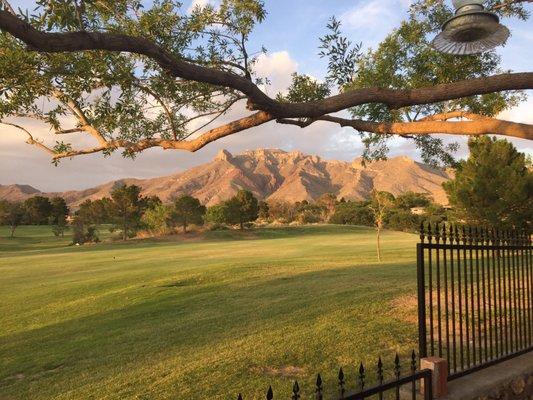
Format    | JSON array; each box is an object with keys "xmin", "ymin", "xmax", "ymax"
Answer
[
  {"xmin": 339, "ymin": 0, "xmax": 411, "ymax": 47},
  {"xmin": 498, "ymin": 99, "xmax": 533, "ymax": 124},
  {"xmin": 254, "ymin": 51, "xmax": 299, "ymax": 95}
]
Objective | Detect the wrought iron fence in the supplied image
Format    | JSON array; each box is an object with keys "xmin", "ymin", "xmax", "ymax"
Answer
[
  {"xmin": 417, "ymin": 223, "xmax": 532, "ymax": 380},
  {"xmin": 236, "ymin": 352, "xmax": 432, "ymax": 399}
]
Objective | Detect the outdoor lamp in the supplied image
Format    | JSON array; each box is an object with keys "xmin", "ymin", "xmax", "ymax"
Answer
[{"xmin": 431, "ymin": 0, "xmax": 510, "ymax": 55}]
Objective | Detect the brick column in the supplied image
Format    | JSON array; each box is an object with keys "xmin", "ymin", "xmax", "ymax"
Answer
[{"xmin": 421, "ymin": 357, "xmax": 448, "ymax": 398}]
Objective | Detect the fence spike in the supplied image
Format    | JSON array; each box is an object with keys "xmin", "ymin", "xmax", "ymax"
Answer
[
  {"xmin": 266, "ymin": 386, "xmax": 273, "ymax": 400},
  {"xmin": 315, "ymin": 374, "xmax": 323, "ymax": 400},
  {"xmin": 358, "ymin": 362, "xmax": 366, "ymax": 391},
  {"xmin": 420, "ymin": 221, "xmax": 425, "ymax": 243},
  {"xmin": 237, "ymin": 394, "xmax": 243, "ymax": 400},
  {"xmin": 292, "ymin": 381, "xmax": 300, "ymax": 400},
  {"xmin": 377, "ymin": 357, "xmax": 384, "ymax": 384},
  {"xmin": 394, "ymin": 353, "xmax": 401, "ymax": 379},
  {"xmin": 338, "ymin": 367, "xmax": 345, "ymax": 399},
  {"xmin": 435, "ymin": 222, "xmax": 440, "ymax": 243},
  {"xmin": 427, "ymin": 222, "xmax": 433, "ymax": 243},
  {"xmin": 411, "ymin": 350, "xmax": 417, "ymax": 373}
]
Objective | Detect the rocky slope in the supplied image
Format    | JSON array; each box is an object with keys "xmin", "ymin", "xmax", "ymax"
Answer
[{"xmin": 0, "ymin": 149, "xmax": 452, "ymax": 207}]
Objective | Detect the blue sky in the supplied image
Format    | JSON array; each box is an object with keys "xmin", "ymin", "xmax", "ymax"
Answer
[{"xmin": 0, "ymin": 0, "xmax": 532, "ymax": 191}]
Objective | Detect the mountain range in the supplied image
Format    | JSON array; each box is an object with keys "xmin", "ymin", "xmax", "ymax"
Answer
[{"xmin": 0, "ymin": 149, "xmax": 453, "ymax": 207}]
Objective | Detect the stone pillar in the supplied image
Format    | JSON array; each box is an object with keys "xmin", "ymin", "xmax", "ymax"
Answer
[{"xmin": 421, "ymin": 357, "xmax": 448, "ymax": 398}]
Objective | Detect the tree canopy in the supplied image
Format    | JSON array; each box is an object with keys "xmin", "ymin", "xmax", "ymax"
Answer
[
  {"xmin": 171, "ymin": 195, "xmax": 206, "ymax": 232},
  {"xmin": 0, "ymin": 0, "xmax": 531, "ymax": 166},
  {"xmin": 443, "ymin": 136, "xmax": 533, "ymax": 228}
]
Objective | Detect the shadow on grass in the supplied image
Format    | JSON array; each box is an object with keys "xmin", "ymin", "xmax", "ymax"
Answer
[{"xmin": 0, "ymin": 261, "xmax": 418, "ymax": 394}]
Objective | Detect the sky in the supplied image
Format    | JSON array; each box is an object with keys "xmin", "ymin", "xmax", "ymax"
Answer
[{"xmin": 0, "ymin": 0, "xmax": 532, "ymax": 191}]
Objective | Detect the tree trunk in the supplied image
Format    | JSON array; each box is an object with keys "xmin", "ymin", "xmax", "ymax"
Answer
[
  {"xmin": 376, "ymin": 225, "xmax": 382, "ymax": 262},
  {"xmin": 240, "ymin": 220, "xmax": 244, "ymax": 230},
  {"xmin": 10, "ymin": 224, "xmax": 15, "ymax": 238},
  {"xmin": 183, "ymin": 220, "xmax": 187, "ymax": 233}
]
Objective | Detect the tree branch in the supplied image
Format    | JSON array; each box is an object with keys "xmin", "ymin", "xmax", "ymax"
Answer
[
  {"xmin": 492, "ymin": 0, "xmax": 533, "ymax": 10},
  {"xmin": 1, "ymin": 121, "xmax": 57, "ymax": 155},
  {"xmin": 52, "ymin": 111, "xmax": 274, "ymax": 159},
  {"xmin": 1, "ymin": 10, "xmax": 532, "ymax": 119},
  {"xmin": 50, "ymin": 88, "xmax": 108, "ymax": 146},
  {"xmin": 313, "ymin": 115, "xmax": 533, "ymax": 140}
]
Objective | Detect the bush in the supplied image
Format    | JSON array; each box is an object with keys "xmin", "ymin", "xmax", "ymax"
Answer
[{"xmin": 72, "ymin": 218, "xmax": 99, "ymax": 244}]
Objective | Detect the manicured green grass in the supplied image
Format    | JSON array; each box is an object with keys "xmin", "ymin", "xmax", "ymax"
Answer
[{"xmin": 0, "ymin": 225, "xmax": 420, "ymax": 400}]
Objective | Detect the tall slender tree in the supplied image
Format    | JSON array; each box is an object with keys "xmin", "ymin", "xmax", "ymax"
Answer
[{"xmin": 110, "ymin": 184, "xmax": 144, "ymax": 240}]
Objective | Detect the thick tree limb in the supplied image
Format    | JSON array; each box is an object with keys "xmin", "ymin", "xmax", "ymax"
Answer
[
  {"xmin": 1, "ymin": 10, "xmax": 532, "ymax": 119},
  {"xmin": 312, "ymin": 115, "xmax": 533, "ymax": 140},
  {"xmin": 51, "ymin": 111, "xmax": 274, "ymax": 159}
]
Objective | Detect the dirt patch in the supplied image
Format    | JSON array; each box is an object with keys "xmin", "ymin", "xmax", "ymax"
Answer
[
  {"xmin": 390, "ymin": 294, "xmax": 419, "ymax": 325},
  {"xmin": 250, "ymin": 365, "xmax": 306, "ymax": 378}
]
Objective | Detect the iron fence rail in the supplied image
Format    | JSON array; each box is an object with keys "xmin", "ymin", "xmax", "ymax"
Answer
[
  {"xmin": 417, "ymin": 224, "xmax": 532, "ymax": 380},
  {"xmin": 237, "ymin": 352, "xmax": 432, "ymax": 400}
]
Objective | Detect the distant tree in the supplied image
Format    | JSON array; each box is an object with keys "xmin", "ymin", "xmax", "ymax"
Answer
[
  {"xmin": 110, "ymin": 184, "xmax": 144, "ymax": 240},
  {"xmin": 231, "ymin": 190, "xmax": 259, "ymax": 230},
  {"xmin": 49, "ymin": 196, "xmax": 69, "ymax": 236},
  {"xmin": 443, "ymin": 137, "xmax": 533, "ymax": 228},
  {"xmin": 71, "ymin": 216, "xmax": 99, "ymax": 245},
  {"xmin": 394, "ymin": 192, "xmax": 431, "ymax": 210},
  {"xmin": 258, "ymin": 201, "xmax": 270, "ymax": 220},
  {"xmin": 171, "ymin": 195, "xmax": 206, "ymax": 233},
  {"xmin": 370, "ymin": 191, "xmax": 395, "ymax": 262},
  {"xmin": 330, "ymin": 200, "xmax": 374, "ymax": 226},
  {"xmin": 206, "ymin": 203, "xmax": 230, "ymax": 225},
  {"xmin": 143, "ymin": 195, "xmax": 162, "ymax": 211},
  {"xmin": 142, "ymin": 203, "xmax": 172, "ymax": 235},
  {"xmin": 294, "ymin": 201, "xmax": 323, "ymax": 224},
  {"xmin": 76, "ymin": 198, "xmax": 113, "ymax": 226},
  {"xmin": 0, "ymin": 200, "xmax": 24, "ymax": 237},
  {"xmin": 267, "ymin": 201, "xmax": 297, "ymax": 223},
  {"xmin": 23, "ymin": 196, "xmax": 52, "ymax": 225},
  {"xmin": 317, "ymin": 193, "xmax": 337, "ymax": 221}
]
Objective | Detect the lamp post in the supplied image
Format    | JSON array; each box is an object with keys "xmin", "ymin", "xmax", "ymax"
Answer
[{"xmin": 431, "ymin": 0, "xmax": 510, "ymax": 55}]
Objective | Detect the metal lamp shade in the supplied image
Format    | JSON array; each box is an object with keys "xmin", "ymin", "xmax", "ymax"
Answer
[{"xmin": 432, "ymin": 2, "xmax": 510, "ymax": 55}]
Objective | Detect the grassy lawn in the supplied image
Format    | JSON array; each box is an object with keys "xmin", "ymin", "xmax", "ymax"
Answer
[{"xmin": 0, "ymin": 225, "xmax": 420, "ymax": 400}]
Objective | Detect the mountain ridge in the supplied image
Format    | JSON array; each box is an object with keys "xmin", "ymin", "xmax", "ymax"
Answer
[{"xmin": 0, "ymin": 149, "xmax": 453, "ymax": 207}]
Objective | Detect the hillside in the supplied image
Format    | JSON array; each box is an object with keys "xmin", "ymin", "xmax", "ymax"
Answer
[{"xmin": 0, "ymin": 149, "xmax": 452, "ymax": 206}]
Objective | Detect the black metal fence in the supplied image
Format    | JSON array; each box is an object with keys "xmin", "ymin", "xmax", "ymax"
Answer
[
  {"xmin": 237, "ymin": 352, "xmax": 433, "ymax": 399},
  {"xmin": 417, "ymin": 224, "xmax": 532, "ymax": 380}
]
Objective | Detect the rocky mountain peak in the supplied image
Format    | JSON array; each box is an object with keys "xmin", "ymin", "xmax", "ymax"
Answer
[
  {"xmin": 0, "ymin": 150, "xmax": 452, "ymax": 207},
  {"xmin": 215, "ymin": 149, "xmax": 233, "ymax": 162}
]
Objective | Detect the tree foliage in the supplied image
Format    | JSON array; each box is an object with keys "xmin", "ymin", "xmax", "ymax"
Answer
[
  {"xmin": 0, "ymin": 200, "xmax": 24, "ymax": 237},
  {"xmin": 443, "ymin": 136, "xmax": 533, "ymax": 228},
  {"xmin": 0, "ymin": 0, "xmax": 530, "ymax": 164},
  {"xmin": 23, "ymin": 195, "xmax": 52, "ymax": 225},
  {"xmin": 171, "ymin": 195, "xmax": 206, "ymax": 232},
  {"xmin": 110, "ymin": 184, "xmax": 144, "ymax": 240},
  {"xmin": 142, "ymin": 203, "xmax": 172, "ymax": 234}
]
